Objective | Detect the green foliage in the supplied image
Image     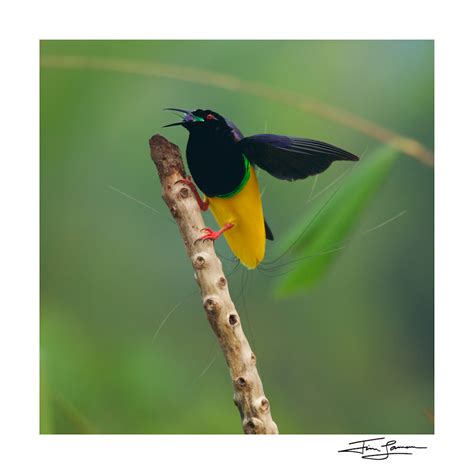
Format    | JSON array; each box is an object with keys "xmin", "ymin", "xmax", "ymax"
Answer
[
  {"xmin": 40, "ymin": 40, "xmax": 434, "ymax": 434},
  {"xmin": 275, "ymin": 146, "xmax": 399, "ymax": 297}
]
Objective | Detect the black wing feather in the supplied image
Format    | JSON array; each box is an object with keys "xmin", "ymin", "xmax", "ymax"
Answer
[
  {"xmin": 264, "ymin": 219, "xmax": 274, "ymax": 241},
  {"xmin": 238, "ymin": 134, "xmax": 358, "ymax": 181}
]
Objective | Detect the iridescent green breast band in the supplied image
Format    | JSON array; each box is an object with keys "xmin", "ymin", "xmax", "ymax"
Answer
[{"xmin": 216, "ymin": 155, "xmax": 251, "ymax": 198}]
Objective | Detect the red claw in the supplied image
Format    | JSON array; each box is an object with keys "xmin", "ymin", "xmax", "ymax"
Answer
[
  {"xmin": 195, "ymin": 223, "xmax": 234, "ymax": 243},
  {"xmin": 176, "ymin": 176, "xmax": 209, "ymax": 211}
]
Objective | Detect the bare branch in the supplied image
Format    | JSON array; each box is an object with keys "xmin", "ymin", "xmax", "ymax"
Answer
[{"xmin": 149, "ymin": 134, "xmax": 278, "ymax": 434}]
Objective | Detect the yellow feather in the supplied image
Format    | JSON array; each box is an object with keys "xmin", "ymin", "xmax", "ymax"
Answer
[{"xmin": 206, "ymin": 166, "xmax": 266, "ymax": 269}]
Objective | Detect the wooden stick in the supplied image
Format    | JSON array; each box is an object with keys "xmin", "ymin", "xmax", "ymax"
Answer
[{"xmin": 149, "ymin": 134, "xmax": 278, "ymax": 434}]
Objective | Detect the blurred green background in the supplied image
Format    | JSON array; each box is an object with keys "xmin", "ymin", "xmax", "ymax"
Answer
[{"xmin": 40, "ymin": 40, "xmax": 434, "ymax": 434}]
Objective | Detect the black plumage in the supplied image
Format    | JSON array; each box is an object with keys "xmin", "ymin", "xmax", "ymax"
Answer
[
  {"xmin": 164, "ymin": 108, "xmax": 358, "ymax": 249},
  {"xmin": 185, "ymin": 120, "xmax": 246, "ymax": 197},
  {"xmin": 238, "ymin": 134, "xmax": 359, "ymax": 181},
  {"xmin": 164, "ymin": 108, "xmax": 358, "ymax": 195}
]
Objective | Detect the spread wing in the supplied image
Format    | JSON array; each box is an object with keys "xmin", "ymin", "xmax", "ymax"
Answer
[{"xmin": 237, "ymin": 134, "xmax": 359, "ymax": 181}]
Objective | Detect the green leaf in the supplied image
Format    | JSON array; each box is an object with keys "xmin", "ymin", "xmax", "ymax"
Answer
[{"xmin": 274, "ymin": 145, "xmax": 399, "ymax": 297}]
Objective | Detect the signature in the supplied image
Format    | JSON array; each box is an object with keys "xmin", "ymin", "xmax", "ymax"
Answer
[{"xmin": 338, "ymin": 437, "xmax": 427, "ymax": 460}]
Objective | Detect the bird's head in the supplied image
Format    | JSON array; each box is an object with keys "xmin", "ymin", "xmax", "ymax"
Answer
[{"xmin": 164, "ymin": 108, "xmax": 228, "ymax": 133}]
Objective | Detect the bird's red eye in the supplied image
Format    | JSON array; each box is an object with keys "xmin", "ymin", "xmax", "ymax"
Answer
[{"xmin": 206, "ymin": 114, "xmax": 216, "ymax": 120}]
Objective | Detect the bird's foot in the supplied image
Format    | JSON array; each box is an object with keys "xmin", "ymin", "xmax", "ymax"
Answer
[
  {"xmin": 176, "ymin": 176, "xmax": 209, "ymax": 211},
  {"xmin": 195, "ymin": 223, "xmax": 234, "ymax": 243}
]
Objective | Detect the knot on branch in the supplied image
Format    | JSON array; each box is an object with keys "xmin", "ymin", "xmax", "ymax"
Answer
[
  {"xmin": 203, "ymin": 296, "xmax": 221, "ymax": 316},
  {"xmin": 243, "ymin": 417, "xmax": 264, "ymax": 434},
  {"xmin": 255, "ymin": 396, "xmax": 270, "ymax": 414},
  {"xmin": 234, "ymin": 376, "xmax": 248, "ymax": 390},
  {"xmin": 178, "ymin": 186, "xmax": 190, "ymax": 199},
  {"xmin": 228, "ymin": 313, "xmax": 239, "ymax": 327},
  {"xmin": 193, "ymin": 253, "xmax": 208, "ymax": 270}
]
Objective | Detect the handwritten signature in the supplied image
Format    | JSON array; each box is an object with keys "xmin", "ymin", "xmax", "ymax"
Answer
[{"xmin": 338, "ymin": 437, "xmax": 427, "ymax": 460}]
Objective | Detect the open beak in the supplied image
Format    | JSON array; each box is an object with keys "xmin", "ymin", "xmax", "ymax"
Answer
[{"xmin": 163, "ymin": 108, "xmax": 192, "ymax": 128}]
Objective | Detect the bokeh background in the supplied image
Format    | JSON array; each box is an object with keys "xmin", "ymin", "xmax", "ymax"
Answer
[{"xmin": 40, "ymin": 40, "xmax": 434, "ymax": 434}]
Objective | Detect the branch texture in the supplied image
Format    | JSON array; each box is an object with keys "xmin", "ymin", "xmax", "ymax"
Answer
[{"xmin": 149, "ymin": 134, "xmax": 278, "ymax": 434}]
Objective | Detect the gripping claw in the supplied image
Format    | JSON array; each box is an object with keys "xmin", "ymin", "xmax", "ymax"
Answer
[
  {"xmin": 195, "ymin": 223, "xmax": 234, "ymax": 244},
  {"xmin": 176, "ymin": 176, "xmax": 209, "ymax": 211}
]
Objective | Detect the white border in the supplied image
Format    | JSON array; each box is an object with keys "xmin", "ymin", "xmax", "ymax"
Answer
[{"xmin": 3, "ymin": 0, "xmax": 473, "ymax": 472}]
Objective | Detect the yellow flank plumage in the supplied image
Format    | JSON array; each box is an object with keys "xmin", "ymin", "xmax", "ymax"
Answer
[{"xmin": 206, "ymin": 166, "xmax": 265, "ymax": 269}]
